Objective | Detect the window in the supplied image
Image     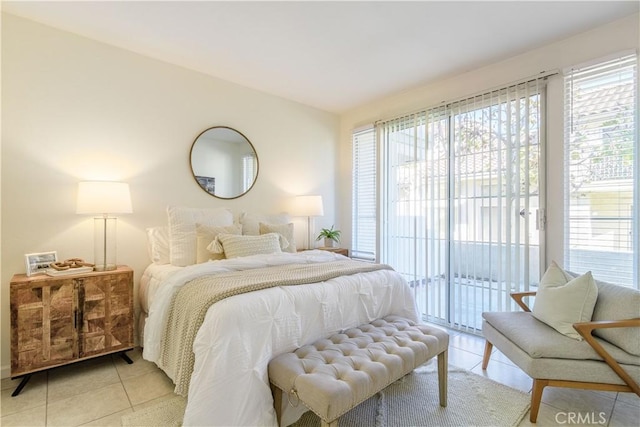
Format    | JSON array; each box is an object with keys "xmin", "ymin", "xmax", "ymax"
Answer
[
  {"xmin": 352, "ymin": 127, "xmax": 377, "ymax": 261},
  {"xmin": 242, "ymin": 154, "xmax": 256, "ymax": 192},
  {"xmin": 564, "ymin": 53, "xmax": 638, "ymax": 287}
]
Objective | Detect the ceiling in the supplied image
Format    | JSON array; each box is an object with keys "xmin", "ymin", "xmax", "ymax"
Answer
[{"xmin": 3, "ymin": 1, "xmax": 638, "ymax": 113}]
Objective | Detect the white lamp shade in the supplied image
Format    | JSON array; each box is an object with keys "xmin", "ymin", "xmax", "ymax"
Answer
[
  {"xmin": 76, "ymin": 181, "xmax": 133, "ymax": 215},
  {"xmin": 291, "ymin": 195, "xmax": 324, "ymax": 217}
]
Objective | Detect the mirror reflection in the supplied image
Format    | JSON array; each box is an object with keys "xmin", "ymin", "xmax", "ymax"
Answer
[{"xmin": 190, "ymin": 126, "xmax": 259, "ymax": 199}]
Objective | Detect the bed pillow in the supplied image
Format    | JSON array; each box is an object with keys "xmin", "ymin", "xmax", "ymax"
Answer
[
  {"xmin": 208, "ymin": 233, "xmax": 288, "ymax": 259},
  {"xmin": 239, "ymin": 212, "xmax": 291, "ymax": 235},
  {"xmin": 146, "ymin": 226, "xmax": 170, "ymax": 264},
  {"xmin": 259, "ymin": 222, "xmax": 296, "ymax": 253},
  {"xmin": 532, "ymin": 261, "xmax": 598, "ymax": 340},
  {"xmin": 167, "ymin": 206, "xmax": 234, "ymax": 266},
  {"xmin": 196, "ymin": 224, "xmax": 243, "ymax": 263}
]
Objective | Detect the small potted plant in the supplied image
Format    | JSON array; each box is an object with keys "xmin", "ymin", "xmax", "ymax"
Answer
[{"xmin": 317, "ymin": 226, "xmax": 341, "ymax": 248}]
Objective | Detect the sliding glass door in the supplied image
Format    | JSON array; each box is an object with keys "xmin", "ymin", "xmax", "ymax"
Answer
[{"xmin": 379, "ymin": 79, "xmax": 545, "ymax": 331}]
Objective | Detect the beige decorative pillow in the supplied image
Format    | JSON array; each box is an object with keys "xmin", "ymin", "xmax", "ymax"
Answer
[
  {"xmin": 208, "ymin": 233, "xmax": 288, "ymax": 259},
  {"xmin": 195, "ymin": 224, "xmax": 242, "ymax": 263},
  {"xmin": 532, "ymin": 261, "xmax": 598, "ymax": 340},
  {"xmin": 239, "ymin": 212, "xmax": 291, "ymax": 235},
  {"xmin": 259, "ymin": 222, "xmax": 296, "ymax": 253},
  {"xmin": 167, "ymin": 206, "xmax": 234, "ymax": 266}
]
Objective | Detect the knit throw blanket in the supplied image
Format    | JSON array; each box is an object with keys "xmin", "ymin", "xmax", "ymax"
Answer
[{"xmin": 158, "ymin": 260, "xmax": 393, "ymax": 395}]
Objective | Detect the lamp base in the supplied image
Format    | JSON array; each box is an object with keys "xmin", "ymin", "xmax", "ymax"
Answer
[
  {"xmin": 94, "ymin": 216, "xmax": 118, "ymax": 272},
  {"xmin": 94, "ymin": 264, "xmax": 117, "ymax": 272},
  {"xmin": 307, "ymin": 216, "xmax": 316, "ymax": 250}
]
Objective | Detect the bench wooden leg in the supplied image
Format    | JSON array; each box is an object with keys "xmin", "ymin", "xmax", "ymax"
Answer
[
  {"xmin": 271, "ymin": 383, "xmax": 284, "ymax": 426},
  {"xmin": 482, "ymin": 341, "xmax": 493, "ymax": 370},
  {"xmin": 437, "ymin": 349, "xmax": 448, "ymax": 407}
]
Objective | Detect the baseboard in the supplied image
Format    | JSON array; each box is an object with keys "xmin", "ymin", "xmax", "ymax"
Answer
[{"xmin": 1, "ymin": 364, "xmax": 11, "ymax": 380}]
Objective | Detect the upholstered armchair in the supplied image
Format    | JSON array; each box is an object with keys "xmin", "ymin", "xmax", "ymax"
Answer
[{"xmin": 481, "ymin": 267, "xmax": 640, "ymax": 423}]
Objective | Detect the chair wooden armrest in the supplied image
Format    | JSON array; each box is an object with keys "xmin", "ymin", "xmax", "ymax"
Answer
[
  {"xmin": 510, "ymin": 291, "xmax": 537, "ymax": 312},
  {"xmin": 573, "ymin": 318, "xmax": 640, "ymax": 395}
]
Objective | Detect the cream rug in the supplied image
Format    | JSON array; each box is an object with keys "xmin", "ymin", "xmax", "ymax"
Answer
[
  {"xmin": 122, "ymin": 396, "xmax": 186, "ymax": 427},
  {"xmin": 121, "ymin": 367, "xmax": 530, "ymax": 426}
]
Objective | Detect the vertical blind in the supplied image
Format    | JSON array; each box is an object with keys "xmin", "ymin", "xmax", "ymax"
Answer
[
  {"xmin": 376, "ymin": 78, "xmax": 545, "ymax": 331},
  {"xmin": 564, "ymin": 53, "xmax": 638, "ymax": 287},
  {"xmin": 352, "ymin": 127, "xmax": 377, "ymax": 261}
]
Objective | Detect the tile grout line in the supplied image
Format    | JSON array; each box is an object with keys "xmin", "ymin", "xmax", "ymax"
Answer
[
  {"xmin": 64, "ymin": 355, "xmax": 133, "ymax": 426},
  {"xmin": 80, "ymin": 354, "xmax": 134, "ymax": 426},
  {"xmin": 111, "ymin": 353, "xmax": 136, "ymax": 419},
  {"xmin": 111, "ymin": 354, "xmax": 135, "ymax": 409}
]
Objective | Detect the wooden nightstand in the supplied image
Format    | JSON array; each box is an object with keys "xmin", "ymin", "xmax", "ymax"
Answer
[
  {"xmin": 318, "ymin": 247, "xmax": 349, "ymax": 257},
  {"xmin": 10, "ymin": 265, "xmax": 134, "ymax": 396}
]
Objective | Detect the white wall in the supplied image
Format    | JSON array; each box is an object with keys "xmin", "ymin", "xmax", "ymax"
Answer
[
  {"xmin": 338, "ymin": 13, "xmax": 639, "ymax": 269},
  {"xmin": 0, "ymin": 14, "xmax": 340, "ymax": 376}
]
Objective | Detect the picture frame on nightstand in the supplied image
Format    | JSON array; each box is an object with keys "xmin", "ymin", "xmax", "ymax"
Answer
[{"xmin": 24, "ymin": 251, "xmax": 58, "ymax": 276}]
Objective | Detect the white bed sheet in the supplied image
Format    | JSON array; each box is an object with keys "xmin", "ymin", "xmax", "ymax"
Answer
[{"xmin": 143, "ymin": 250, "xmax": 419, "ymax": 426}]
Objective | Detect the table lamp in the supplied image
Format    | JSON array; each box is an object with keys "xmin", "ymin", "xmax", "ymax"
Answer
[
  {"xmin": 291, "ymin": 195, "xmax": 324, "ymax": 250},
  {"xmin": 76, "ymin": 181, "xmax": 132, "ymax": 271}
]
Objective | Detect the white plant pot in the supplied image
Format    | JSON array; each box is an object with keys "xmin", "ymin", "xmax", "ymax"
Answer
[{"xmin": 324, "ymin": 238, "xmax": 335, "ymax": 248}]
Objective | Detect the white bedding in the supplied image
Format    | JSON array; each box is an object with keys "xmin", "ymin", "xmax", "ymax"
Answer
[
  {"xmin": 139, "ymin": 263, "xmax": 183, "ymax": 314},
  {"xmin": 143, "ymin": 250, "xmax": 419, "ymax": 426}
]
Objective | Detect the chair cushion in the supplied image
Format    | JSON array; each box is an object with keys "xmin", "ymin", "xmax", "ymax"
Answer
[
  {"xmin": 482, "ymin": 312, "xmax": 639, "ymax": 366},
  {"xmin": 532, "ymin": 262, "xmax": 598, "ymax": 340},
  {"xmin": 483, "ymin": 319, "xmax": 640, "ymax": 385},
  {"xmin": 592, "ymin": 280, "xmax": 640, "ymax": 356}
]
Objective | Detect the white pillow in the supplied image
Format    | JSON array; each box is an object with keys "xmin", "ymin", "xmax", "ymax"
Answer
[
  {"xmin": 195, "ymin": 224, "xmax": 242, "ymax": 263},
  {"xmin": 167, "ymin": 206, "xmax": 234, "ymax": 266},
  {"xmin": 259, "ymin": 222, "xmax": 296, "ymax": 253},
  {"xmin": 239, "ymin": 212, "xmax": 290, "ymax": 235},
  {"xmin": 532, "ymin": 261, "xmax": 598, "ymax": 340},
  {"xmin": 208, "ymin": 233, "xmax": 288, "ymax": 259},
  {"xmin": 146, "ymin": 226, "xmax": 170, "ymax": 264}
]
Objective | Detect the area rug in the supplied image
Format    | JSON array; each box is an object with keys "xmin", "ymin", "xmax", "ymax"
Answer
[
  {"xmin": 121, "ymin": 395, "xmax": 186, "ymax": 427},
  {"xmin": 121, "ymin": 366, "xmax": 530, "ymax": 426}
]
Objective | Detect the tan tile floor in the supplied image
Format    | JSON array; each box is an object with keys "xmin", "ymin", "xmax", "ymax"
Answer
[{"xmin": 1, "ymin": 327, "xmax": 638, "ymax": 426}]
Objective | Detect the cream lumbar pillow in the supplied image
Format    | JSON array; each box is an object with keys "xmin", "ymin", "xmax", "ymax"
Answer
[
  {"xmin": 208, "ymin": 233, "xmax": 289, "ymax": 259},
  {"xmin": 259, "ymin": 222, "xmax": 296, "ymax": 253},
  {"xmin": 532, "ymin": 261, "xmax": 598, "ymax": 340},
  {"xmin": 195, "ymin": 224, "xmax": 243, "ymax": 263}
]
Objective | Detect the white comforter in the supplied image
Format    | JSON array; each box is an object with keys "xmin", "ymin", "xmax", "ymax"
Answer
[{"xmin": 143, "ymin": 250, "xmax": 418, "ymax": 426}]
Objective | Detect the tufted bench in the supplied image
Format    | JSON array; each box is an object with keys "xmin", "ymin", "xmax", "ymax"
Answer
[{"xmin": 268, "ymin": 315, "xmax": 449, "ymax": 427}]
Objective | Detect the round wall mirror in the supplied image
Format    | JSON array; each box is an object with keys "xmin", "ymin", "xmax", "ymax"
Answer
[{"xmin": 190, "ymin": 126, "xmax": 259, "ymax": 199}]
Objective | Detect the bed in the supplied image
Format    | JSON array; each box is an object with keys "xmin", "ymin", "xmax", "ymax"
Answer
[{"xmin": 140, "ymin": 207, "xmax": 420, "ymax": 426}]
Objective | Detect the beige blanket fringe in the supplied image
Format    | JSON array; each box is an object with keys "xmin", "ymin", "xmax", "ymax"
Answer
[{"xmin": 158, "ymin": 260, "xmax": 392, "ymax": 395}]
